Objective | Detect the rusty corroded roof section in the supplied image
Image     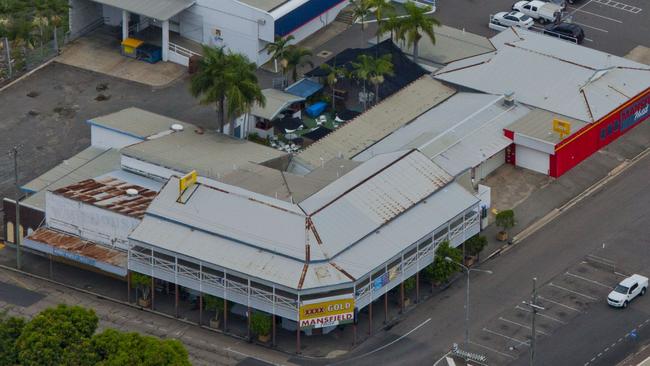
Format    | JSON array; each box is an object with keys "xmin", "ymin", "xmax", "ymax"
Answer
[
  {"xmin": 52, "ymin": 177, "xmax": 157, "ymax": 219},
  {"xmin": 27, "ymin": 227, "xmax": 127, "ymax": 267}
]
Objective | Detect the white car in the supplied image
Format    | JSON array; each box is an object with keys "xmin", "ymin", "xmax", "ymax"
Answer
[
  {"xmin": 490, "ymin": 11, "xmax": 535, "ymax": 30},
  {"xmin": 513, "ymin": 0, "xmax": 562, "ymax": 24},
  {"xmin": 607, "ymin": 274, "xmax": 648, "ymax": 308}
]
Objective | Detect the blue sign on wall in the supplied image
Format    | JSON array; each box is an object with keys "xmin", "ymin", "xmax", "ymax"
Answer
[
  {"xmin": 373, "ymin": 273, "xmax": 389, "ymax": 291},
  {"xmin": 275, "ymin": 0, "xmax": 347, "ymax": 36}
]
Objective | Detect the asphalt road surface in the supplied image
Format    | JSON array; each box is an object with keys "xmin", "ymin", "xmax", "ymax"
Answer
[{"xmin": 323, "ymin": 151, "xmax": 650, "ymax": 365}]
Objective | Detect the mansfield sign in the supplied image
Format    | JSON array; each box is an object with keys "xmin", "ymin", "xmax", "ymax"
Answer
[{"xmin": 299, "ymin": 294, "xmax": 355, "ymax": 329}]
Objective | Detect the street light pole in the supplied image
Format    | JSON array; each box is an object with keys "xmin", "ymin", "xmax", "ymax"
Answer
[
  {"xmin": 10, "ymin": 146, "xmax": 22, "ymax": 270},
  {"xmin": 444, "ymin": 257, "xmax": 493, "ymax": 345},
  {"xmin": 522, "ymin": 277, "xmax": 544, "ymax": 366}
]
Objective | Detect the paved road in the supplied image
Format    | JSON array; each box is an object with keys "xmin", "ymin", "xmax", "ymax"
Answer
[{"xmin": 319, "ymin": 150, "xmax": 650, "ymax": 366}]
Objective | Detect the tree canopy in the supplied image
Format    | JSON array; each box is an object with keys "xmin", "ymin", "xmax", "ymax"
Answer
[{"xmin": 2, "ymin": 304, "xmax": 190, "ymax": 366}]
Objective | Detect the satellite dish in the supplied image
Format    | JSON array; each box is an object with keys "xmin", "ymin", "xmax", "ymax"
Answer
[{"xmin": 170, "ymin": 124, "xmax": 184, "ymax": 132}]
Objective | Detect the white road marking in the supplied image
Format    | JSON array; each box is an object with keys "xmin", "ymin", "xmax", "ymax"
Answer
[
  {"xmin": 588, "ymin": 254, "xmax": 616, "ymax": 264},
  {"xmin": 615, "ymin": 271, "xmax": 629, "ymax": 277},
  {"xmin": 482, "ymin": 328, "xmax": 530, "ymax": 347},
  {"xmin": 469, "ymin": 341, "xmax": 517, "ymax": 359},
  {"xmin": 585, "ymin": 256, "xmax": 616, "ymax": 267},
  {"xmin": 565, "ymin": 272, "xmax": 612, "ymax": 289},
  {"xmin": 516, "ymin": 305, "xmax": 567, "ymax": 324},
  {"xmin": 591, "ymin": 0, "xmax": 642, "ymax": 13},
  {"xmin": 550, "ymin": 283, "xmax": 598, "ymax": 301},
  {"xmin": 572, "ymin": 21, "xmax": 609, "ymax": 33},
  {"xmin": 584, "ymin": 38, "xmax": 594, "ymax": 42},
  {"xmin": 499, "ymin": 317, "xmax": 551, "ymax": 336},
  {"xmin": 566, "ymin": 6, "xmax": 623, "ymax": 22},
  {"xmin": 331, "ymin": 318, "xmax": 432, "ymax": 365},
  {"xmin": 538, "ymin": 296, "xmax": 582, "ymax": 312}
]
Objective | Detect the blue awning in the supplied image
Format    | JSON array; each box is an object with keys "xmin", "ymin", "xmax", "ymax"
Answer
[{"xmin": 285, "ymin": 79, "xmax": 323, "ymax": 98}]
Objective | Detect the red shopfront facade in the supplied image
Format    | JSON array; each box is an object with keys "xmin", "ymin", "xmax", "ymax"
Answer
[{"xmin": 541, "ymin": 87, "xmax": 650, "ymax": 178}]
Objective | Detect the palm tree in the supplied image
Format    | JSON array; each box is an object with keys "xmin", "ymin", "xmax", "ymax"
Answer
[
  {"xmin": 379, "ymin": 13, "xmax": 401, "ymax": 43},
  {"xmin": 395, "ymin": 1, "xmax": 440, "ymax": 64},
  {"xmin": 284, "ymin": 45, "xmax": 313, "ymax": 83},
  {"xmin": 351, "ymin": 54, "xmax": 393, "ymax": 109},
  {"xmin": 262, "ymin": 35, "xmax": 294, "ymax": 75},
  {"xmin": 350, "ymin": 0, "xmax": 371, "ymax": 42},
  {"xmin": 190, "ymin": 46, "xmax": 266, "ymax": 136},
  {"xmin": 320, "ymin": 63, "xmax": 348, "ymax": 111},
  {"xmin": 366, "ymin": 0, "xmax": 394, "ymax": 45}
]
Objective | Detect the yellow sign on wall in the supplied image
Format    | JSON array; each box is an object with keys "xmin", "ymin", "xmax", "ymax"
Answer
[
  {"xmin": 553, "ymin": 119, "xmax": 571, "ymax": 139},
  {"xmin": 299, "ymin": 295, "xmax": 355, "ymax": 329},
  {"xmin": 179, "ymin": 170, "xmax": 197, "ymax": 193}
]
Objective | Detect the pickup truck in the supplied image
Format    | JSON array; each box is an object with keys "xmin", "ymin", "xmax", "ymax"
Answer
[
  {"xmin": 513, "ymin": 0, "xmax": 562, "ymax": 24},
  {"xmin": 607, "ymin": 274, "xmax": 648, "ymax": 308}
]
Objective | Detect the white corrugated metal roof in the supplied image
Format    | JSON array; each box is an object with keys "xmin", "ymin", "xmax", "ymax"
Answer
[
  {"xmin": 434, "ymin": 28, "xmax": 650, "ymax": 123},
  {"xmin": 296, "ymin": 76, "xmax": 455, "ymax": 169},
  {"xmin": 354, "ymin": 93, "xmax": 531, "ymax": 175},
  {"xmin": 91, "ymin": 0, "xmax": 195, "ymax": 20},
  {"xmin": 130, "ymin": 150, "xmax": 470, "ymax": 290},
  {"xmin": 250, "ymin": 89, "xmax": 305, "ymax": 121},
  {"xmin": 505, "ymin": 108, "xmax": 588, "ymax": 144},
  {"xmin": 88, "ymin": 108, "xmax": 190, "ymax": 139}
]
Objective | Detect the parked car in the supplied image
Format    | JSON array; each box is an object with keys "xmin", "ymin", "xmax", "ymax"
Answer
[
  {"xmin": 489, "ymin": 11, "xmax": 535, "ymax": 31},
  {"xmin": 544, "ymin": 23, "xmax": 585, "ymax": 43},
  {"xmin": 513, "ymin": 0, "xmax": 562, "ymax": 24},
  {"xmin": 607, "ymin": 274, "xmax": 648, "ymax": 308}
]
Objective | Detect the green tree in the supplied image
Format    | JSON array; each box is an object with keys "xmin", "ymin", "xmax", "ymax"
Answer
[
  {"xmin": 284, "ymin": 45, "xmax": 313, "ymax": 83},
  {"xmin": 16, "ymin": 304, "xmax": 99, "ymax": 366},
  {"xmin": 495, "ymin": 209, "xmax": 515, "ymax": 236},
  {"xmin": 350, "ymin": 0, "xmax": 371, "ymax": 41},
  {"xmin": 0, "ymin": 311, "xmax": 25, "ymax": 366},
  {"xmin": 379, "ymin": 13, "xmax": 402, "ymax": 42},
  {"xmin": 320, "ymin": 62, "xmax": 348, "ymax": 111},
  {"xmin": 351, "ymin": 54, "xmax": 394, "ymax": 107},
  {"xmin": 92, "ymin": 328, "xmax": 191, "ymax": 366},
  {"xmin": 367, "ymin": 0, "xmax": 394, "ymax": 45},
  {"xmin": 250, "ymin": 312, "xmax": 272, "ymax": 337},
  {"xmin": 131, "ymin": 272, "xmax": 152, "ymax": 302},
  {"xmin": 465, "ymin": 234, "xmax": 488, "ymax": 258},
  {"xmin": 263, "ymin": 35, "xmax": 294, "ymax": 77},
  {"xmin": 190, "ymin": 46, "xmax": 265, "ymax": 135},
  {"xmin": 424, "ymin": 241, "xmax": 462, "ymax": 284},
  {"xmin": 203, "ymin": 294, "xmax": 225, "ymax": 322},
  {"xmin": 395, "ymin": 1, "xmax": 440, "ymax": 64}
]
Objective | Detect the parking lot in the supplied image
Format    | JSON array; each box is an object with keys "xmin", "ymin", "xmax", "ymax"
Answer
[
  {"xmin": 435, "ymin": 0, "xmax": 648, "ymax": 57},
  {"xmin": 471, "ymin": 253, "xmax": 633, "ymax": 365}
]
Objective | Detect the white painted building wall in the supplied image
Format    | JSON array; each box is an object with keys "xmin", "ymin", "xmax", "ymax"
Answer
[
  {"xmin": 69, "ymin": 0, "xmax": 102, "ymax": 38},
  {"xmin": 45, "ymin": 192, "xmax": 140, "ymax": 250},
  {"xmin": 90, "ymin": 125, "xmax": 144, "ymax": 150},
  {"xmin": 277, "ymin": 0, "xmax": 347, "ymax": 45},
  {"xmin": 102, "ymin": 5, "xmax": 122, "ymax": 26}
]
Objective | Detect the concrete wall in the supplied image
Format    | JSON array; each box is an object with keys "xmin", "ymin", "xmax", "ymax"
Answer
[
  {"xmin": 90, "ymin": 125, "xmax": 143, "ymax": 150},
  {"xmin": 45, "ymin": 192, "xmax": 140, "ymax": 250},
  {"xmin": 121, "ymin": 155, "xmax": 184, "ymax": 181},
  {"xmin": 102, "ymin": 5, "xmax": 122, "ymax": 26},
  {"xmin": 69, "ymin": 0, "xmax": 103, "ymax": 38}
]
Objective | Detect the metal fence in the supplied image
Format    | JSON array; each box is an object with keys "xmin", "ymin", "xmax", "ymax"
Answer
[{"xmin": 0, "ymin": 28, "xmax": 68, "ymax": 85}]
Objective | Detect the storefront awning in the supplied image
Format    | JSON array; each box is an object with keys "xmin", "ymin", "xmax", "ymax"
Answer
[
  {"xmin": 251, "ymin": 89, "xmax": 305, "ymax": 121},
  {"xmin": 24, "ymin": 228, "xmax": 127, "ymax": 277},
  {"xmin": 92, "ymin": 0, "xmax": 195, "ymax": 21}
]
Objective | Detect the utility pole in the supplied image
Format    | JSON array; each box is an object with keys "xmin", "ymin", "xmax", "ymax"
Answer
[
  {"xmin": 10, "ymin": 145, "xmax": 22, "ymax": 270},
  {"xmin": 522, "ymin": 277, "xmax": 544, "ymax": 366}
]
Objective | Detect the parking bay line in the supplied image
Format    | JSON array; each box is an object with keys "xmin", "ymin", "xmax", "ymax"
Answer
[
  {"xmin": 538, "ymin": 296, "xmax": 582, "ymax": 312},
  {"xmin": 469, "ymin": 341, "xmax": 517, "ymax": 359},
  {"xmin": 515, "ymin": 305, "xmax": 568, "ymax": 324},
  {"xmin": 566, "ymin": 6, "xmax": 623, "ymax": 22},
  {"xmin": 565, "ymin": 272, "xmax": 612, "ymax": 289},
  {"xmin": 588, "ymin": 254, "xmax": 616, "ymax": 264},
  {"xmin": 482, "ymin": 328, "xmax": 530, "ymax": 347},
  {"xmin": 572, "ymin": 21, "xmax": 609, "ymax": 33},
  {"xmin": 550, "ymin": 282, "xmax": 598, "ymax": 301},
  {"xmin": 499, "ymin": 317, "xmax": 551, "ymax": 336}
]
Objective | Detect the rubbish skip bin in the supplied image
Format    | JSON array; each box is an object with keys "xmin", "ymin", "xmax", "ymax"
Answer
[
  {"xmin": 121, "ymin": 38, "xmax": 143, "ymax": 58},
  {"xmin": 137, "ymin": 44, "xmax": 162, "ymax": 64}
]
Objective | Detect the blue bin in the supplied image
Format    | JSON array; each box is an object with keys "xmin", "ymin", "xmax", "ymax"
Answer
[
  {"xmin": 305, "ymin": 101, "xmax": 327, "ymax": 118},
  {"xmin": 137, "ymin": 44, "xmax": 162, "ymax": 64}
]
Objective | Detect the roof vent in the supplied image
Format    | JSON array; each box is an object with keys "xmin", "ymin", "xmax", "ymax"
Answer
[
  {"xmin": 170, "ymin": 124, "xmax": 184, "ymax": 132},
  {"xmin": 503, "ymin": 92, "xmax": 515, "ymax": 107},
  {"xmin": 126, "ymin": 188, "xmax": 139, "ymax": 197}
]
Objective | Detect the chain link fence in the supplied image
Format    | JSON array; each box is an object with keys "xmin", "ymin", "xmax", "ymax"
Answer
[{"xmin": 0, "ymin": 27, "xmax": 68, "ymax": 86}]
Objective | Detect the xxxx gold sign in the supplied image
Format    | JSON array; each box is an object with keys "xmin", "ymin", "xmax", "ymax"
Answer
[{"xmin": 299, "ymin": 295, "xmax": 355, "ymax": 329}]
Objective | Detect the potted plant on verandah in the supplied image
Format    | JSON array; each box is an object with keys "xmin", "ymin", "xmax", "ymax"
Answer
[
  {"xmin": 131, "ymin": 272, "xmax": 152, "ymax": 308},
  {"xmin": 204, "ymin": 295, "xmax": 225, "ymax": 329},
  {"xmin": 250, "ymin": 311, "xmax": 272, "ymax": 343},
  {"xmin": 495, "ymin": 209, "xmax": 515, "ymax": 241}
]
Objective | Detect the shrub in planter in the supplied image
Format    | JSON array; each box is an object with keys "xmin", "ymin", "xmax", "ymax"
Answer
[
  {"xmin": 495, "ymin": 209, "xmax": 515, "ymax": 241},
  {"xmin": 423, "ymin": 241, "xmax": 463, "ymax": 286},
  {"xmin": 203, "ymin": 295, "xmax": 224, "ymax": 328},
  {"xmin": 130, "ymin": 273, "xmax": 151, "ymax": 307},
  {"xmin": 250, "ymin": 312, "xmax": 272, "ymax": 343},
  {"xmin": 465, "ymin": 234, "xmax": 488, "ymax": 262}
]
